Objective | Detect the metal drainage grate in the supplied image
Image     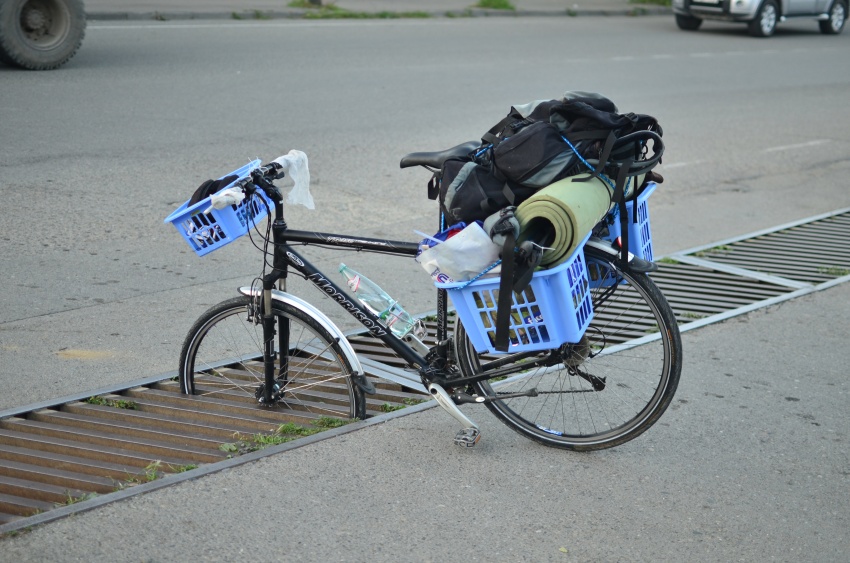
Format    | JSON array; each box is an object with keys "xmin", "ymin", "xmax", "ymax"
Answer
[
  {"xmin": 678, "ymin": 212, "xmax": 850, "ymax": 285},
  {"xmin": 1, "ymin": 208, "xmax": 849, "ymax": 534},
  {"xmin": 665, "ymin": 208, "xmax": 850, "ymax": 333},
  {"xmin": 0, "ymin": 360, "xmax": 429, "ymax": 530}
]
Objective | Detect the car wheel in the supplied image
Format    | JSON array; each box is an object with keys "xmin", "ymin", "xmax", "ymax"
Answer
[
  {"xmin": 819, "ymin": 0, "xmax": 847, "ymax": 34},
  {"xmin": 0, "ymin": 0, "xmax": 86, "ymax": 70},
  {"xmin": 748, "ymin": 0, "xmax": 778, "ymax": 37},
  {"xmin": 675, "ymin": 14, "xmax": 703, "ymax": 31}
]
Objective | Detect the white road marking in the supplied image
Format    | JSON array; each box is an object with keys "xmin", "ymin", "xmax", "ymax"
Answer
[{"xmin": 762, "ymin": 140, "xmax": 830, "ymax": 153}]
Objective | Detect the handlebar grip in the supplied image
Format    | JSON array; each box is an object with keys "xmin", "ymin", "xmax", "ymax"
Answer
[{"xmin": 255, "ymin": 162, "xmax": 284, "ymax": 180}]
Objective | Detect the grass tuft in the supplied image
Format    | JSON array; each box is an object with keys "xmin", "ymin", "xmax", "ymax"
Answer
[{"xmin": 475, "ymin": 0, "xmax": 515, "ymax": 9}]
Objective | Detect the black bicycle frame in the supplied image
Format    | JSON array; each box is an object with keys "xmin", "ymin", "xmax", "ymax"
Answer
[
  {"xmin": 253, "ymin": 179, "xmax": 438, "ymax": 402},
  {"xmin": 251, "ymin": 172, "xmax": 544, "ymax": 404},
  {"xmin": 270, "ymin": 223, "xmax": 427, "ymax": 366}
]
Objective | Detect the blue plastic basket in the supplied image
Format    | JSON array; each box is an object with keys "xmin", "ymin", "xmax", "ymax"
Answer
[
  {"xmin": 600, "ymin": 181, "xmax": 657, "ymax": 261},
  {"xmin": 164, "ymin": 160, "xmax": 272, "ymax": 257},
  {"xmin": 437, "ymin": 233, "xmax": 593, "ymax": 354},
  {"xmin": 589, "ymin": 182, "xmax": 658, "ymax": 289}
]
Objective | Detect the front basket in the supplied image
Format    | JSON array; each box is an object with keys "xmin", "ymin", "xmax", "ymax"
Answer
[{"xmin": 164, "ymin": 160, "xmax": 272, "ymax": 257}]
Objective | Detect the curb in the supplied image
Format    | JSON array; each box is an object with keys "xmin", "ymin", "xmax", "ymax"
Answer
[{"xmin": 86, "ymin": 6, "xmax": 673, "ymax": 21}]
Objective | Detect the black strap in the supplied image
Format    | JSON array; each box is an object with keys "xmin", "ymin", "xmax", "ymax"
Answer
[
  {"xmin": 427, "ymin": 175, "xmax": 439, "ymax": 200},
  {"xmin": 494, "ymin": 231, "xmax": 516, "ymax": 352},
  {"xmin": 612, "ymin": 158, "xmax": 633, "ymax": 264},
  {"xmin": 481, "ymin": 108, "xmax": 524, "ymax": 145}
]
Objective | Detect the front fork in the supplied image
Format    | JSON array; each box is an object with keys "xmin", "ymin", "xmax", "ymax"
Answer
[{"xmin": 260, "ymin": 274, "xmax": 289, "ymax": 405}]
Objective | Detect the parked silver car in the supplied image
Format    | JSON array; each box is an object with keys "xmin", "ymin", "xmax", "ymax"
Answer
[{"xmin": 673, "ymin": 0, "xmax": 847, "ymax": 37}]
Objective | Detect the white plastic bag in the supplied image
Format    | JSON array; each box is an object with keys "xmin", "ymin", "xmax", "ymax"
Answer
[
  {"xmin": 272, "ymin": 150, "xmax": 314, "ymax": 209},
  {"xmin": 415, "ymin": 222, "xmax": 501, "ymax": 283},
  {"xmin": 204, "ymin": 187, "xmax": 245, "ymax": 214}
]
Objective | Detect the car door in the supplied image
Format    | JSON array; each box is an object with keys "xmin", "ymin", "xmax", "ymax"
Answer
[
  {"xmin": 812, "ymin": 0, "xmax": 832, "ymax": 12},
  {"xmin": 786, "ymin": 0, "xmax": 818, "ymax": 14}
]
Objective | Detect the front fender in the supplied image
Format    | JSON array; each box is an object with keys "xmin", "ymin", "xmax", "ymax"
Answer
[{"xmin": 238, "ymin": 286, "xmax": 365, "ymax": 379}]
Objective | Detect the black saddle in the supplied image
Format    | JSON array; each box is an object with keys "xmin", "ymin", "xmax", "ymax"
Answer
[{"xmin": 399, "ymin": 141, "xmax": 480, "ymax": 169}]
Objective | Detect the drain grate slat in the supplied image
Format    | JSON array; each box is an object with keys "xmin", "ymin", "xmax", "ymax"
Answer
[
  {"xmin": 694, "ymin": 250, "xmax": 850, "ymax": 284},
  {"xmin": 701, "ymin": 242, "xmax": 850, "ymax": 262},
  {"xmin": 0, "ymin": 492, "xmax": 56, "ymax": 521},
  {"xmin": 0, "ymin": 426, "xmax": 197, "ymax": 468},
  {"xmin": 27, "ymin": 410, "xmax": 227, "ymax": 451},
  {"xmin": 0, "ymin": 419, "xmax": 216, "ymax": 465},
  {"xmin": 0, "ymin": 443, "xmax": 145, "ymax": 480},
  {"xmin": 103, "ymin": 395, "xmax": 287, "ymax": 434},
  {"xmin": 0, "ymin": 457, "xmax": 120, "ymax": 494},
  {"xmin": 730, "ymin": 236, "xmax": 846, "ymax": 253},
  {"xmin": 61, "ymin": 402, "xmax": 261, "ymax": 442},
  {"xmin": 0, "ymin": 474, "xmax": 89, "ymax": 506},
  {"xmin": 2, "ymin": 208, "xmax": 849, "ymax": 534}
]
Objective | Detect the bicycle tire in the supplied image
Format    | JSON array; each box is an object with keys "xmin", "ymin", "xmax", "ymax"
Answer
[
  {"xmin": 180, "ymin": 296, "xmax": 365, "ymax": 421},
  {"xmin": 454, "ymin": 246, "xmax": 682, "ymax": 451}
]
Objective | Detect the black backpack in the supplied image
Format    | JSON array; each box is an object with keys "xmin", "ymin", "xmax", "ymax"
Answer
[{"xmin": 436, "ymin": 93, "xmax": 664, "ymax": 240}]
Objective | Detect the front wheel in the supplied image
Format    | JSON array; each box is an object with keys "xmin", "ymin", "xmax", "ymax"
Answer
[
  {"xmin": 748, "ymin": 0, "xmax": 779, "ymax": 37},
  {"xmin": 180, "ymin": 296, "xmax": 366, "ymax": 421},
  {"xmin": 454, "ymin": 246, "xmax": 682, "ymax": 451},
  {"xmin": 675, "ymin": 14, "xmax": 703, "ymax": 31},
  {"xmin": 819, "ymin": 0, "xmax": 847, "ymax": 34}
]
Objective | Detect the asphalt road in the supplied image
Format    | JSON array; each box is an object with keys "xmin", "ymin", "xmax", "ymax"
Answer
[
  {"xmin": 1, "ymin": 14, "xmax": 849, "ymax": 561},
  {"xmin": 1, "ymin": 15, "xmax": 848, "ymax": 410}
]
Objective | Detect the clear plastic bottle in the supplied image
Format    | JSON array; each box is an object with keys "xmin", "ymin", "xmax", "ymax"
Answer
[{"xmin": 339, "ymin": 263, "xmax": 417, "ymax": 338}]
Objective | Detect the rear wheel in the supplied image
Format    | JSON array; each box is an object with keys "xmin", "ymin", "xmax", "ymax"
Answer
[
  {"xmin": 180, "ymin": 296, "xmax": 365, "ymax": 421},
  {"xmin": 748, "ymin": 0, "xmax": 778, "ymax": 37},
  {"xmin": 454, "ymin": 246, "xmax": 682, "ymax": 451},
  {"xmin": 819, "ymin": 0, "xmax": 847, "ymax": 34},
  {"xmin": 675, "ymin": 14, "xmax": 703, "ymax": 31},
  {"xmin": 0, "ymin": 0, "xmax": 85, "ymax": 70}
]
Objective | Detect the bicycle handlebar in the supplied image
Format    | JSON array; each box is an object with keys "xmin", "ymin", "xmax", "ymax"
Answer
[{"xmin": 225, "ymin": 162, "xmax": 285, "ymax": 201}]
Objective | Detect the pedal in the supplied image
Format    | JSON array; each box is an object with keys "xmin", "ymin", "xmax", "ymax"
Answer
[
  {"xmin": 454, "ymin": 427, "xmax": 481, "ymax": 448},
  {"xmin": 428, "ymin": 383, "xmax": 481, "ymax": 446}
]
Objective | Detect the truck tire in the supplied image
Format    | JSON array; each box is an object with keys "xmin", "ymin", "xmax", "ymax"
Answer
[{"xmin": 0, "ymin": 0, "xmax": 86, "ymax": 70}]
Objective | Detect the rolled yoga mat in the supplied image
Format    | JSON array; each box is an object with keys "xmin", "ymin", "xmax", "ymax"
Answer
[{"xmin": 516, "ymin": 174, "xmax": 613, "ymax": 267}]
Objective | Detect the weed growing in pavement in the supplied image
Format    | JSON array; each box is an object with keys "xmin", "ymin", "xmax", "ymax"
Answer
[
  {"xmin": 84, "ymin": 396, "xmax": 138, "ymax": 410},
  {"xmin": 218, "ymin": 417, "xmax": 355, "ymax": 454},
  {"xmin": 402, "ymin": 397, "xmax": 427, "ymax": 406},
  {"xmin": 475, "ymin": 0, "xmax": 515, "ymax": 9},
  {"xmin": 56, "ymin": 491, "xmax": 98, "ymax": 507},
  {"xmin": 818, "ymin": 266, "xmax": 850, "ymax": 276}
]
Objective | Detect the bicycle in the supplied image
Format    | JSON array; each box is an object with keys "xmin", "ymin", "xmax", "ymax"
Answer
[{"xmin": 168, "ymin": 147, "xmax": 682, "ymax": 450}]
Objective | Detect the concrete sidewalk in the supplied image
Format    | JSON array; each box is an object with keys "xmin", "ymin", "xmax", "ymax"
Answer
[
  {"xmin": 4, "ymin": 282, "xmax": 849, "ymax": 561},
  {"xmin": 84, "ymin": 0, "xmax": 673, "ymax": 20}
]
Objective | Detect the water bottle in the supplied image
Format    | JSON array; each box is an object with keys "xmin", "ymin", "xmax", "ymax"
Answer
[{"xmin": 338, "ymin": 263, "xmax": 418, "ymax": 338}]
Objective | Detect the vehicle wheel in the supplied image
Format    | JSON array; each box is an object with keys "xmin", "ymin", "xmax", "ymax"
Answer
[
  {"xmin": 453, "ymin": 247, "xmax": 682, "ymax": 451},
  {"xmin": 748, "ymin": 0, "xmax": 779, "ymax": 37},
  {"xmin": 0, "ymin": 0, "xmax": 85, "ymax": 70},
  {"xmin": 180, "ymin": 296, "xmax": 366, "ymax": 421},
  {"xmin": 819, "ymin": 0, "xmax": 847, "ymax": 34},
  {"xmin": 675, "ymin": 14, "xmax": 702, "ymax": 31}
]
